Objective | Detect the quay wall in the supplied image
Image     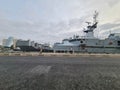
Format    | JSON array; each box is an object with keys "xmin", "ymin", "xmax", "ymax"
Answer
[{"xmin": 0, "ymin": 52, "xmax": 120, "ymax": 57}]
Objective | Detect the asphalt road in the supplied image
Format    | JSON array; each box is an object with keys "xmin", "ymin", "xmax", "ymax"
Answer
[{"xmin": 0, "ymin": 56, "xmax": 120, "ymax": 90}]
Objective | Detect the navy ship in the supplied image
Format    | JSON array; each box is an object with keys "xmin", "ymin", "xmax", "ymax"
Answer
[
  {"xmin": 53, "ymin": 11, "xmax": 120, "ymax": 53},
  {"xmin": 16, "ymin": 39, "xmax": 53, "ymax": 52}
]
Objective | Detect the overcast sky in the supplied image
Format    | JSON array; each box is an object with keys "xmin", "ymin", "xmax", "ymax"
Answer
[{"xmin": 0, "ymin": 0, "xmax": 120, "ymax": 44}]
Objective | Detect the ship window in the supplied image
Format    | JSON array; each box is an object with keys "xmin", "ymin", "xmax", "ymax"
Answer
[
  {"xmin": 80, "ymin": 41, "xmax": 83, "ymax": 43},
  {"xmin": 118, "ymin": 41, "xmax": 120, "ymax": 46},
  {"xmin": 111, "ymin": 34, "xmax": 114, "ymax": 36}
]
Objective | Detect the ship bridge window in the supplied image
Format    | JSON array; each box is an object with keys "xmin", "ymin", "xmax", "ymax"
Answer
[
  {"xmin": 118, "ymin": 41, "xmax": 120, "ymax": 46},
  {"xmin": 111, "ymin": 34, "xmax": 114, "ymax": 36},
  {"xmin": 109, "ymin": 34, "xmax": 114, "ymax": 37},
  {"xmin": 80, "ymin": 41, "xmax": 83, "ymax": 43}
]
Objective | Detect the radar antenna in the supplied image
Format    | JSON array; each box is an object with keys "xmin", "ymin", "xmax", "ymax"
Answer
[{"xmin": 86, "ymin": 22, "xmax": 91, "ymax": 25}]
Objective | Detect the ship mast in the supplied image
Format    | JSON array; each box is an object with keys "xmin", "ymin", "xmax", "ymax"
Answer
[
  {"xmin": 83, "ymin": 11, "xmax": 99, "ymax": 38},
  {"xmin": 93, "ymin": 11, "xmax": 99, "ymax": 24}
]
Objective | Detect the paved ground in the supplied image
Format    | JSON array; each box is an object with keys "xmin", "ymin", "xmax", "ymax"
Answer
[{"xmin": 0, "ymin": 56, "xmax": 120, "ymax": 90}]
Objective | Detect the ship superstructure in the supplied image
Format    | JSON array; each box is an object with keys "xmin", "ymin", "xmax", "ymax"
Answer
[
  {"xmin": 16, "ymin": 39, "xmax": 53, "ymax": 52},
  {"xmin": 53, "ymin": 12, "xmax": 120, "ymax": 53},
  {"xmin": 16, "ymin": 39, "xmax": 40, "ymax": 51}
]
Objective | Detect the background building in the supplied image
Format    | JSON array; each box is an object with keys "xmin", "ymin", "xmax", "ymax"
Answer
[{"xmin": 2, "ymin": 37, "xmax": 17, "ymax": 49}]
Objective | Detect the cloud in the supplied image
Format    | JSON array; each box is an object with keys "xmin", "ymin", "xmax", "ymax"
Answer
[
  {"xmin": 96, "ymin": 22, "xmax": 120, "ymax": 38},
  {"xmin": 107, "ymin": 0, "xmax": 120, "ymax": 7},
  {"xmin": 0, "ymin": 0, "xmax": 120, "ymax": 45},
  {"xmin": 0, "ymin": 15, "xmax": 87, "ymax": 45},
  {"xmin": 99, "ymin": 23, "xmax": 120, "ymax": 30}
]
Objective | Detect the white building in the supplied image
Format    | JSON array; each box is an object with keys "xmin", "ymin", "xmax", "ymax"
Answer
[{"xmin": 2, "ymin": 37, "xmax": 17, "ymax": 48}]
